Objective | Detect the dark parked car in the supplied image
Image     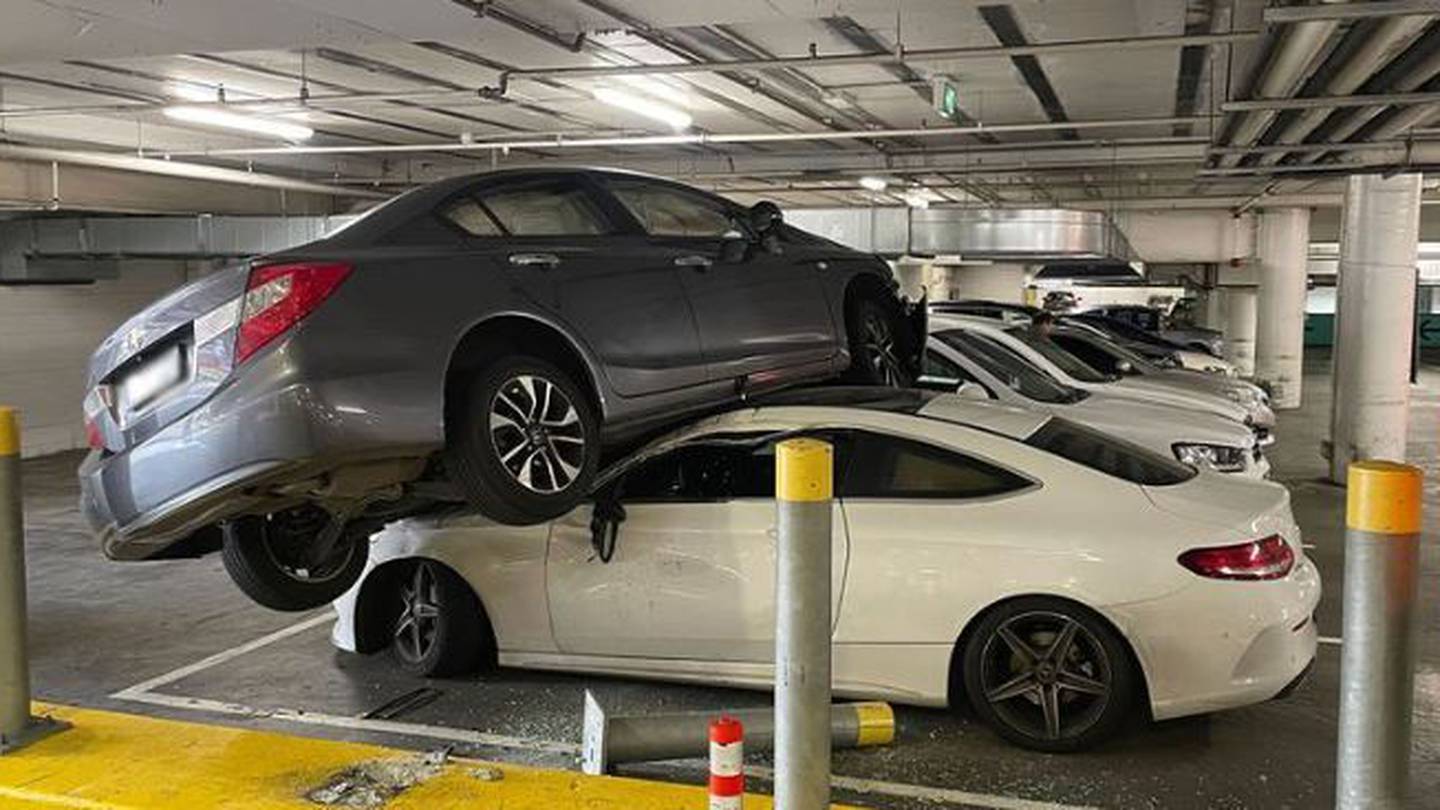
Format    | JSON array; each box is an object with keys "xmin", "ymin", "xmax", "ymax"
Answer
[
  {"xmin": 1080, "ymin": 304, "xmax": 1224, "ymax": 357},
  {"xmin": 79, "ymin": 168, "xmax": 922, "ymax": 611},
  {"xmin": 1063, "ymin": 313, "xmax": 1188, "ymax": 365}
]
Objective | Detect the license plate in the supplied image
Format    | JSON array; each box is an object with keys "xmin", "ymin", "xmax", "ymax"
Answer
[{"xmin": 120, "ymin": 345, "xmax": 186, "ymax": 414}]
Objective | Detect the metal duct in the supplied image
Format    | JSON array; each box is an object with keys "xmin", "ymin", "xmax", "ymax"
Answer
[
  {"xmin": 0, "ymin": 213, "xmax": 358, "ymax": 281},
  {"xmin": 786, "ymin": 207, "xmax": 1136, "ymax": 262}
]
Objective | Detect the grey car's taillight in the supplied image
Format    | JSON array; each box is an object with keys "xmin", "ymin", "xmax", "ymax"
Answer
[{"xmin": 235, "ymin": 262, "xmax": 353, "ymax": 364}]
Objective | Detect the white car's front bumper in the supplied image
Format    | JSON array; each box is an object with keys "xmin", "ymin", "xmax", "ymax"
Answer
[{"xmin": 1111, "ymin": 555, "xmax": 1321, "ymax": 721}]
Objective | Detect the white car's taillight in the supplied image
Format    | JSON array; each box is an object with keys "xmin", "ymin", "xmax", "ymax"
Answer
[
  {"xmin": 1178, "ymin": 535, "xmax": 1295, "ymax": 581},
  {"xmin": 235, "ymin": 262, "xmax": 353, "ymax": 364}
]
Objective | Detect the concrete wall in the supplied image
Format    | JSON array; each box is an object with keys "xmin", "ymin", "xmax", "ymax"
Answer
[
  {"xmin": 1113, "ymin": 210, "xmax": 1256, "ymax": 263},
  {"xmin": 0, "ymin": 262, "xmax": 190, "ymax": 456}
]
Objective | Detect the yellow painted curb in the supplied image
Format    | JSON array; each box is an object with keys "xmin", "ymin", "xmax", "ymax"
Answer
[
  {"xmin": 0, "ymin": 407, "xmax": 17, "ymax": 458},
  {"xmin": 0, "ymin": 704, "xmax": 863, "ymax": 809},
  {"xmin": 1347, "ymin": 460, "xmax": 1423, "ymax": 535},
  {"xmin": 776, "ymin": 437, "xmax": 833, "ymax": 502}
]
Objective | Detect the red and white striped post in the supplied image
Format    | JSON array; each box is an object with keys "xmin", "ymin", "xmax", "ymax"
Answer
[{"xmin": 709, "ymin": 715, "xmax": 744, "ymax": 810}]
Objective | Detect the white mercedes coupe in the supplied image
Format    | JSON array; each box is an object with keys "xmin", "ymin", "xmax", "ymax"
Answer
[{"xmin": 332, "ymin": 390, "xmax": 1319, "ymax": 752}]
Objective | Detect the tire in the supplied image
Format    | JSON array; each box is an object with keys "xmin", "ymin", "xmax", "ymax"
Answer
[
  {"xmin": 387, "ymin": 560, "xmax": 493, "ymax": 678},
  {"xmin": 220, "ymin": 512, "xmax": 368, "ymax": 612},
  {"xmin": 446, "ymin": 355, "xmax": 599, "ymax": 525},
  {"xmin": 842, "ymin": 295, "xmax": 915, "ymax": 387},
  {"xmin": 961, "ymin": 596, "xmax": 1137, "ymax": 753}
]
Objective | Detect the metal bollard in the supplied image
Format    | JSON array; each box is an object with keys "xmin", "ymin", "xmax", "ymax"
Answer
[
  {"xmin": 580, "ymin": 690, "xmax": 894, "ymax": 775},
  {"xmin": 774, "ymin": 438, "xmax": 833, "ymax": 810},
  {"xmin": 0, "ymin": 407, "xmax": 66, "ymax": 753},
  {"xmin": 1336, "ymin": 460, "xmax": 1423, "ymax": 810},
  {"xmin": 709, "ymin": 715, "xmax": 744, "ymax": 810}
]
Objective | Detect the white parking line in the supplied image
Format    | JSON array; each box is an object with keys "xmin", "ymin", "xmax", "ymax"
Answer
[
  {"xmin": 1302, "ymin": 543, "xmax": 1317, "ymax": 550},
  {"xmin": 111, "ymin": 612, "xmax": 333, "ymax": 697},
  {"xmin": 749, "ymin": 766, "xmax": 1101, "ymax": 810},
  {"xmin": 1319, "ymin": 636, "xmax": 1343, "ymax": 646},
  {"xmin": 110, "ymin": 612, "xmax": 576, "ymax": 757}
]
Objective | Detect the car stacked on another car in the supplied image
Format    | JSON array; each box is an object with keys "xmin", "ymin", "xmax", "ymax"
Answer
[
  {"xmin": 79, "ymin": 168, "xmax": 924, "ymax": 611},
  {"xmin": 333, "ymin": 388, "xmax": 1318, "ymax": 752}
]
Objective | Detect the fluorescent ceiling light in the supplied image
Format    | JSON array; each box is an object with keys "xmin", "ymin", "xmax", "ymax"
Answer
[
  {"xmin": 858, "ymin": 175, "xmax": 888, "ymax": 192},
  {"xmin": 617, "ymin": 75, "xmax": 692, "ymax": 108},
  {"xmin": 164, "ymin": 105, "xmax": 314, "ymax": 141},
  {"xmin": 903, "ymin": 189, "xmax": 933, "ymax": 209},
  {"xmin": 593, "ymin": 88, "xmax": 693, "ymax": 131},
  {"xmin": 167, "ymin": 81, "xmax": 222, "ymax": 103}
]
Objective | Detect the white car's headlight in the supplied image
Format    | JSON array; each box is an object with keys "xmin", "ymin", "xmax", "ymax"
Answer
[{"xmin": 1173, "ymin": 443, "xmax": 1247, "ymax": 472}]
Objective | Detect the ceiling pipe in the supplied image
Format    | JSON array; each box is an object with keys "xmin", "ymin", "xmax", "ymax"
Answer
[
  {"xmin": 1263, "ymin": 1, "xmax": 1440, "ymax": 24},
  {"xmin": 1222, "ymin": 90, "xmax": 1440, "ymax": 111},
  {"xmin": 492, "ymin": 31, "xmax": 1260, "ymax": 84},
  {"xmin": 1215, "ymin": 16, "xmax": 1341, "ymax": 167},
  {"xmin": 157, "ymin": 115, "xmax": 1212, "ymax": 158},
  {"xmin": 1208, "ymin": 138, "xmax": 1437, "ymax": 156},
  {"xmin": 1302, "ymin": 36, "xmax": 1440, "ymax": 162},
  {"xmin": 1252, "ymin": 15, "xmax": 1431, "ymax": 165},
  {"xmin": 0, "ymin": 144, "xmax": 387, "ymax": 199}
]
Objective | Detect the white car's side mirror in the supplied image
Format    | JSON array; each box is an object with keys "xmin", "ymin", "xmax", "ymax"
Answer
[{"xmin": 956, "ymin": 381, "xmax": 991, "ymax": 400}]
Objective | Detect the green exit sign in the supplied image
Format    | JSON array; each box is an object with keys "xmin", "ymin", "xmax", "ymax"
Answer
[{"xmin": 932, "ymin": 76, "xmax": 960, "ymax": 119}]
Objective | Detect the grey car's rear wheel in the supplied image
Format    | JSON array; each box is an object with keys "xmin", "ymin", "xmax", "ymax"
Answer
[
  {"xmin": 220, "ymin": 512, "xmax": 368, "ymax": 612},
  {"xmin": 843, "ymin": 296, "xmax": 914, "ymax": 387},
  {"xmin": 447, "ymin": 355, "xmax": 599, "ymax": 525},
  {"xmin": 962, "ymin": 597, "xmax": 1136, "ymax": 753},
  {"xmin": 388, "ymin": 560, "xmax": 492, "ymax": 678}
]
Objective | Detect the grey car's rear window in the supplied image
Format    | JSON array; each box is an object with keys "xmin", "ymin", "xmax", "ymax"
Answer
[{"xmin": 1025, "ymin": 417, "xmax": 1196, "ymax": 486}]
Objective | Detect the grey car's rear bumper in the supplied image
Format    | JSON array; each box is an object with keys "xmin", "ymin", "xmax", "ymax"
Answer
[{"xmin": 79, "ymin": 344, "xmax": 438, "ymax": 561}]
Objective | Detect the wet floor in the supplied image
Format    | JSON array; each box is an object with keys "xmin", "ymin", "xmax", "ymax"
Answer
[{"xmin": 17, "ymin": 350, "xmax": 1440, "ymax": 809}]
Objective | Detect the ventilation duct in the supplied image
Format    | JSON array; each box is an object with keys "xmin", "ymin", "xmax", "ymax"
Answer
[{"xmin": 785, "ymin": 207, "xmax": 1137, "ymax": 263}]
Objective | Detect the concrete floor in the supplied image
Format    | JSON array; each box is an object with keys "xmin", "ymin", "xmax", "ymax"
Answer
[{"xmin": 16, "ymin": 351, "xmax": 1440, "ymax": 809}]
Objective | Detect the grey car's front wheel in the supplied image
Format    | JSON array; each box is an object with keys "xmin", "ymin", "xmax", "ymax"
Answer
[
  {"xmin": 843, "ymin": 296, "xmax": 915, "ymax": 387},
  {"xmin": 220, "ymin": 512, "xmax": 368, "ymax": 612},
  {"xmin": 447, "ymin": 355, "xmax": 599, "ymax": 526}
]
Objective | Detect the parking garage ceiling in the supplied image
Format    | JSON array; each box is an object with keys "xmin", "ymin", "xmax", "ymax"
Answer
[{"xmin": 0, "ymin": 0, "xmax": 1438, "ymax": 214}]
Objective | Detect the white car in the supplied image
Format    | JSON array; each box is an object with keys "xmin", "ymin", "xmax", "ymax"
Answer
[
  {"xmin": 924, "ymin": 332, "xmax": 1270, "ymax": 478},
  {"xmin": 1049, "ymin": 321, "xmax": 1272, "ymax": 431},
  {"xmin": 934, "ymin": 315, "xmax": 1259, "ymax": 430},
  {"xmin": 333, "ymin": 391, "xmax": 1319, "ymax": 752}
]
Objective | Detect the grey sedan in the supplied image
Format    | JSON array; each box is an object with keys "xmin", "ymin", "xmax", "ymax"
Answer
[{"xmin": 79, "ymin": 168, "xmax": 920, "ymax": 611}]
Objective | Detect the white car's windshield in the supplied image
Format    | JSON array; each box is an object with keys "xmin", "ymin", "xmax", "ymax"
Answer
[
  {"xmin": 1006, "ymin": 327, "xmax": 1112, "ymax": 383},
  {"xmin": 936, "ymin": 330, "xmax": 1084, "ymax": 405}
]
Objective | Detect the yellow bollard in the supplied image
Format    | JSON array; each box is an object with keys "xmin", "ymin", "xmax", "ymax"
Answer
[
  {"xmin": 774, "ymin": 438, "xmax": 834, "ymax": 810},
  {"xmin": 1336, "ymin": 461, "xmax": 1423, "ymax": 809},
  {"xmin": 0, "ymin": 408, "xmax": 66, "ymax": 753}
]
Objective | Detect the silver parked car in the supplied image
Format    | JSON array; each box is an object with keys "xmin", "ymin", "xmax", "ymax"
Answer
[{"xmin": 79, "ymin": 168, "xmax": 922, "ymax": 611}]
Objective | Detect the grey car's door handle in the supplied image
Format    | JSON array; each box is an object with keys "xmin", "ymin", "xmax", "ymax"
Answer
[
  {"xmin": 509, "ymin": 252, "xmax": 561, "ymax": 268},
  {"xmin": 673, "ymin": 254, "xmax": 713, "ymax": 269}
]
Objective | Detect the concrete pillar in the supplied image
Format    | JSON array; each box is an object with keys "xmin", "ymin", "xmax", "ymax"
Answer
[
  {"xmin": 1254, "ymin": 208, "xmax": 1312, "ymax": 409},
  {"xmin": 1203, "ymin": 285, "xmax": 1227, "ymax": 331},
  {"xmin": 1330, "ymin": 173, "xmax": 1423, "ymax": 484},
  {"xmin": 932, "ymin": 263, "xmax": 1026, "ymax": 304},
  {"xmin": 1224, "ymin": 287, "xmax": 1258, "ymax": 376},
  {"xmin": 892, "ymin": 258, "xmax": 926, "ymax": 301}
]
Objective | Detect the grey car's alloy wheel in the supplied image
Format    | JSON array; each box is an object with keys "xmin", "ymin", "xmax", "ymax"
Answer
[
  {"xmin": 844, "ymin": 296, "xmax": 914, "ymax": 387},
  {"xmin": 962, "ymin": 597, "xmax": 1136, "ymax": 752},
  {"xmin": 220, "ymin": 512, "xmax": 368, "ymax": 612},
  {"xmin": 388, "ymin": 560, "xmax": 491, "ymax": 678},
  {"xmin": 489, "ymin": 374, "xmax": 586, "ymax": 495},
  {"xmin": 447, "ymin": 355, "xmax": 600, "ymax": 526}
]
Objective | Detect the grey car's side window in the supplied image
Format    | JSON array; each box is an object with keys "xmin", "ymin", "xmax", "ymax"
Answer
[
  {"xmin": 466, "ymin": 181, "xmax": 613, "ymax": 237},
  {"xmin": 606, "ymin": 180, "xmax": 736, "ymax": 238},
  {"xmin": 441, "ymin": 197, "xmax": 503, "ymax": 237}
]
